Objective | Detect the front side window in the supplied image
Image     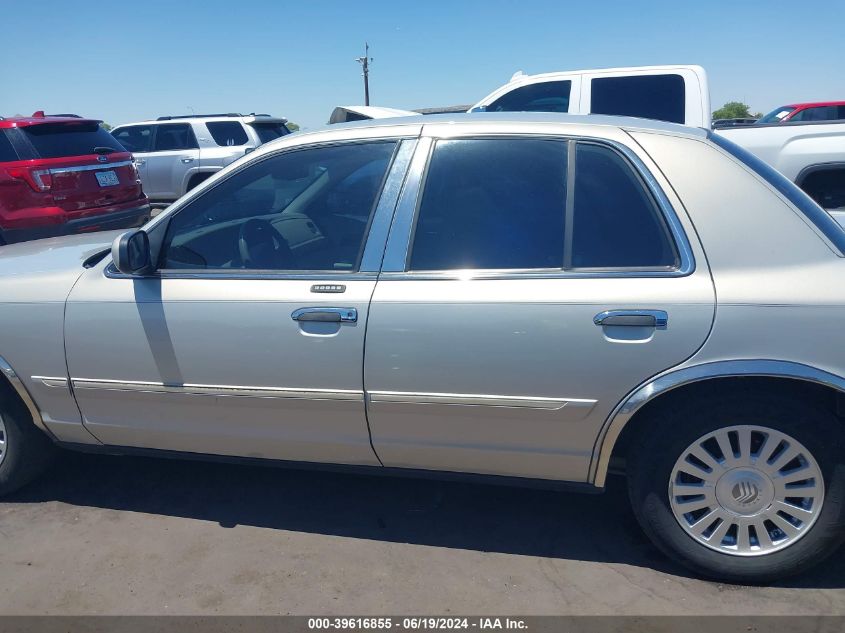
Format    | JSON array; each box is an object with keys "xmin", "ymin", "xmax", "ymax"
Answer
[
  {"xmin": 153, "ymin": 124, "xmax": 198, "ymax": 152},
  {"xmin": 161, "ymin": 141, "xmax": 397, "ymax": 271},
  {"xmin": 486, "ymin": 81, "xmax": 572, "ymax": 113},
  {"xmin": 206, "ymin": 121, "xmax": 249, "ymax": 146},
  {"xmin": 408, "ymin": 138, "xmax": 678, "ymax": 272},
  {"xmin": 590, "ymin": 74, "xmax": 685, "ymax": 124},
  {"xmin": 112, "ymin": 125, "xmax": 153, "ymax": 153}
]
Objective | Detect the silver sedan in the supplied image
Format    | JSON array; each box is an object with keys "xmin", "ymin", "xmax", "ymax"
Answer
[{"xmin": 1, "ymin": 113, "xmax": 844, "ymax": 583}]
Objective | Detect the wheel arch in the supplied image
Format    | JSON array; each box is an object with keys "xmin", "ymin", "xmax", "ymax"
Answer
[
  {"xmin": 590, "ymin": 360, "xmax": 845, "ymax": 487},
  {"xmin": 0, "ymin": 355, "xmax": 54, "ymax": 439}
]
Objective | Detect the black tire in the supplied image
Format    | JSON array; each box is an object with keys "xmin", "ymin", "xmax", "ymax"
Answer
[
  {"xmin": 627, "ymin": 391, "xmax": 845, "ymax": 583},
  {"xmin": 0, "ymin": 384, "xmax": 56, "ymax": 496}
]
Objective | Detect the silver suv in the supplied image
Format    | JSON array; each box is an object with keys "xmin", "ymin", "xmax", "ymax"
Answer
[{"xmin": 111, "ymin": 114, "xmax": 290, "ymax": 203}]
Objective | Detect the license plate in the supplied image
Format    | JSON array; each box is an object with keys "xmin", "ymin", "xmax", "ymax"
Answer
[{"xmin": 95, "ymin": 170, "xmax": 120, "ymax": 187}]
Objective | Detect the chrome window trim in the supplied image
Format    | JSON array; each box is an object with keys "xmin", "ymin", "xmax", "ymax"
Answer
[
  {"xmin": 381, "ymin": 137, "xmax": 434, "ymax": 272},
  {"xmin": 590, "ymin": 359, "xmax": 845, "ymax": 488},
  {"xmin": 359, "ymin": 139, "xmax": 417, "ymax": 272},
  {"xmin": 381, "ymin": 133, "xmax": 694, "ymax": 278},
  {"xmin": 0, "ymin": 356, "xmax": 55, "ymax": 438}
]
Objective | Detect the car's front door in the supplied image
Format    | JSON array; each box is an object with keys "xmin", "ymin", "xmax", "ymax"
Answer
[
  {"xmin": 364, "ymin": 130, "xmax": 716, "ymax": 482},
  {"xmin": 64, "ymin": 137, "xmax": 415, "ymax": 465}
]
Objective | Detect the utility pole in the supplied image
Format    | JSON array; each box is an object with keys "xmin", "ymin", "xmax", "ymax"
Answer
[{"xmin": 355, "ymin": 43, "xmax": 372, "ymax": 106}]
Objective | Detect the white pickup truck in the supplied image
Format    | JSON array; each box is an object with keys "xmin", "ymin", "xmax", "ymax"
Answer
[
  {"xmin": 335, "ymin": 64, "xmax": 844, "ymax": 211},
  {"xmin": 472, "ymin": 65, "xmax": 844, "ymax": 212},
  {"xmin": 716, "ymin": 122, "xmax": 845, "ymax": 212}
]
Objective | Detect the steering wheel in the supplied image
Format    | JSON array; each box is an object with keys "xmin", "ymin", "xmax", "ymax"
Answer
[{"xmin": 237, "ymin": 219, "xmax": 294, "ymax": 269}]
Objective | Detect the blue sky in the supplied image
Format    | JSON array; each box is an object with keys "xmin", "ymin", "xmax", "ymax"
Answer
[{"xmin": 2, "ymin": 0, "xmax": 842, "ymax": 130}]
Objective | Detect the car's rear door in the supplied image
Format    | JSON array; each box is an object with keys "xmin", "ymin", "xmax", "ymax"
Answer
[
  {"xmin": 65, "ymin": 131, "xmax": 418, "ymax": 464},
  {"xmin": 145, "ymin": 123, "xmax": 200, "ymax": 200},
  {"xmin": 364, "ymin": 123, "xmax": 715, "ymax": 482}
]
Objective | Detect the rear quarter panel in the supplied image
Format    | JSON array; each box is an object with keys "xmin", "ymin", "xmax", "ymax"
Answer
[{"xmin": 632, "ymin": 131, "xmax": 845, "ymax": 377}]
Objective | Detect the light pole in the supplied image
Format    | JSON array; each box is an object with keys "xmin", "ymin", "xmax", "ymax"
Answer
[{"xmin": 355, "ymin": 43, "xmax": 372, "ymax": 106}]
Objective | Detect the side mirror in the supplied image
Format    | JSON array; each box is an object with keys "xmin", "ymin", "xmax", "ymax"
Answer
[{"xmin": 112, "ymin": 229, "xmax": 152, "ymax": 275}]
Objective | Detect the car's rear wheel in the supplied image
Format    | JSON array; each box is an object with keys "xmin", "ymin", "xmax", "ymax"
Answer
[
  {"xmin": 0, "ymin": 385, "xmax": 56, "ymax": 496},
  {"xmin": 627, "ymin": 391, "xmax": 845, "ymax": 583}
]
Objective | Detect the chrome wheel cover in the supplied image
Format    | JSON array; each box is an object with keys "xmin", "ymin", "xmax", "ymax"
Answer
[
  {"xmin": 669, "ymin": 425, "xmax": 824, "ymax": 556},
  {"xmin": 0, "ymin": 412, "xmax": 6, "ymax": 468}
]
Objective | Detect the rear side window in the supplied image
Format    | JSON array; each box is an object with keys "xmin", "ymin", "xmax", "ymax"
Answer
[
  {"xmin": 206, "ymin": 121, "xmax": 249, "ymax": 147},
  {"xmin": 590, "ymin": 74, "xmax": 685, "ymax": 124},
  {"xmin": 486, "ymin": 81, "xmax": 571, "ymax": 113},
  {"xmin": 112, "ymin": 125, "xmax": 153, "ymax": 153},
  {"xmin": 709, "ymin": 131, "xmax": 845, "ymax": 255},
  {"xmin": 408, "ymin": 138, "xmax": 679, "ymax": 272},
  {"xmin": 251, "ymin": 123, "xmax": 291, "ymax": 144},
  {"xmin": 409, "ymin": 139, "xmax": 568, "ymax": 270},
  {"xmin": 21, "ymin": 122, "xmax": 125, "ymax": 158},
  {"xmin": 0, "ymin": 131, "xmax": 18, "ymax": 162},
  {"xmin": 153, "ymin": 124, "xmax": 198, "ymax": 152},
  {"xmin": 790, "ymin": 106, "xmax": 845, "ymax": 122}
]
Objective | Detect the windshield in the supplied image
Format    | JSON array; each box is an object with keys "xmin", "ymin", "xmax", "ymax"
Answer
[{"xmin": 756, "ymin": 106, "xmax": 796, "ymax": 124}]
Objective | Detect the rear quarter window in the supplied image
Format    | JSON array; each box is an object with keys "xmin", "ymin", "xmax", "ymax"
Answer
[
  {"xmin": 0, "ymin": 131, "xmax": 18, "ymax": 162},
  {"xmin": 590, "ymin": 74, "xmax": 685, "ymax": 124},
  {"xmin": 206, "ymin": 121, "xmax": 249, "ymax": 146},
  {"xmin": 21, "ymin": 121, "xmax": 125, "ymax": 158},
  {"xmin": 252, "ymin": 124, "xmax": 291, "ymax": 144}
]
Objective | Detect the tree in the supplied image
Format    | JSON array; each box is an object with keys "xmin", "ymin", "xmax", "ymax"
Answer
[
  {"xmin": 286, "ymin": 121, "xmax": 300, "ymax": 132},
  {"xmin": 712, "ymin": 101, "xmax": 753, "ymax": 120},
  {"xmin": 100, "ymin": 122, "xmax": 113, "ymax": 131}
]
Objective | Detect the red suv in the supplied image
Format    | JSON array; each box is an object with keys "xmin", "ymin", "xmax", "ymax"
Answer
[{"xmin": 0, "ymin": 113, "xmax": 151, "ymax": 245}]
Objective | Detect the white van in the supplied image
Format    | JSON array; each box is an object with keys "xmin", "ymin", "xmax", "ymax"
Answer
[{"xmin": 469, "ymin": 65, "xmax": 712, "ymax": 128}]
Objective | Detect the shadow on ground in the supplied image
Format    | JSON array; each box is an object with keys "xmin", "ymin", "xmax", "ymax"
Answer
[{"xmin": 9, "ymin": 450, "xmax": 845, "ymax": 589}]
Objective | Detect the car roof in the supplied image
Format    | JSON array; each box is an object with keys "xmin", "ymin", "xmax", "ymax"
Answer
[
  {"xmin": 0, "ymin": 115, "xmax": 101, "ymax": 129},
  {"xmin": 115, "ymin": 115, "xmax": 287, "ymax": 127},
  {"xmin": 320, "ymin": 111, "xmax": 710, "ymax": 139},
  {"xmin": 785, "ymin": 101, "xmax": 845, "ymax": 109}
]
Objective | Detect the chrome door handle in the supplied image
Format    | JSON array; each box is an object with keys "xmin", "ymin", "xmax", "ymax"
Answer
[
  {"xmin": 594, "ymin": 309, "xmax": 668, "ymax": 328},
  {"xmin": 291, "ymin": 307, "xmax": 357, "ymax": 323},
  {"xmin": 181, "ymin": 157, "xmax": 194, "ymax": 163}
]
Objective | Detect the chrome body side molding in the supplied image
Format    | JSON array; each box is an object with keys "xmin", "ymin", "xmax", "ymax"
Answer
[
  {"xmin": 32, "ymin": 376, "xmax": 69, "ymax": 389},
  {"xmin": 0, "ymin": 356, "xmax": 54, "ymax": 437},
  {"xmin": 71, "ymin": 378, "xmax": 364, "ymax": 402},
  {"xmin": 368, "ymin": 390, "xmax": 596, "ymax": 413},
  {"xmin": 590, "ymin": 359, "xmax": 845, "ymax": 487}
]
